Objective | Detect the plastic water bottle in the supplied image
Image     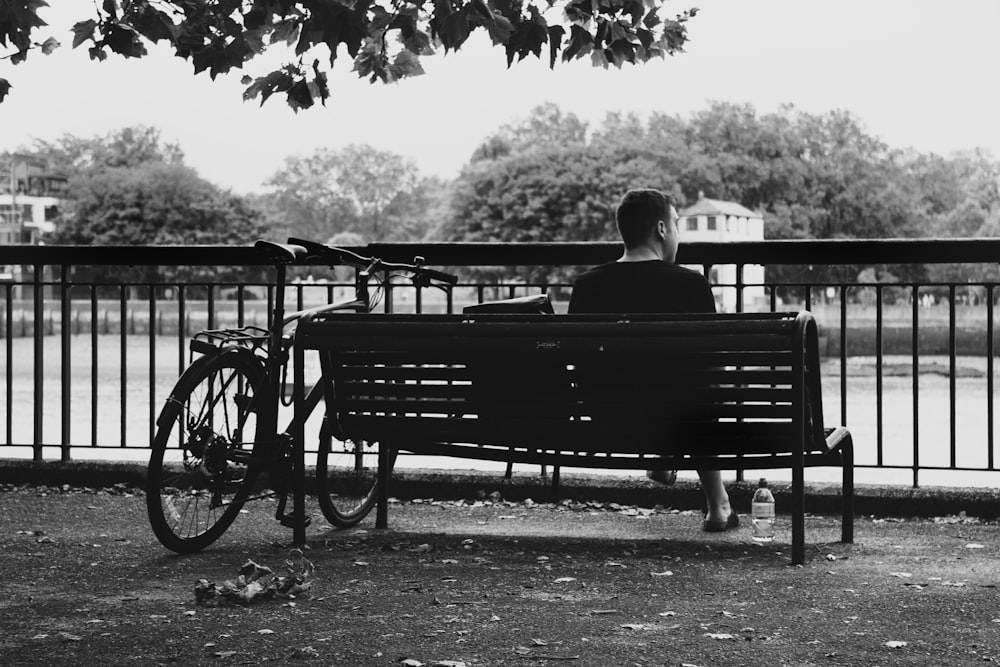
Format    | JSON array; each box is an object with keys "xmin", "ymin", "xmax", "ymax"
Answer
[{"xmin": 751, "ymin": 478, "xmax": 775, "ymax": 542}]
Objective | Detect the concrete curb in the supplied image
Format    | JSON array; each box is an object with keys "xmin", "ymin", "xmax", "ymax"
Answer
[
  {"xmin": 3, "ymin": 458, "xmax": 1000, "ymax": 519},
  {"xmin": 0, "ymin": 459, "xmax": 1000, "ymax": 520}
]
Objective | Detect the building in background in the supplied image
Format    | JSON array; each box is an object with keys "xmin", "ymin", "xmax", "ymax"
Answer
[
  {"xmin": 0, "ymin": 155, "xmax": 66, "ymax": 284},
  {"xmin": 679, "ymin": 192, "xmax": 766, "ymax": 312}
]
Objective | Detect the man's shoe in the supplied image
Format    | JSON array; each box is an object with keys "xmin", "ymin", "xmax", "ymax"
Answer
[
  {"xmin": 702, "ymin": 511, "xmax": 740, "ymax": 532},
  {"xmin": 646, "ymin": 469, "xmax": 678, "ymax": 485}
]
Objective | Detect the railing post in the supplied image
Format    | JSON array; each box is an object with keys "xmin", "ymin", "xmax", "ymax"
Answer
[
  {"xmin": 876, "ymin": 285, "xmax": 884, "ymax": 467},
  {"xmin": 4, "ymin": 283, "xmax": 12, "ymax": 447},
  {"xmin": 840, "ymin": 284, "xmax": 847, "ymax": 426},
  {"xmin": 32, "ymin": 263, "xmax": 44, "ymax": 462},
  {"xmin": 735, "ymin": 263, "xmax": 744, "ymax": 313},
  {"xmin": 90, "ymin": 285, "xmax": 98, "ymax": 448},
  {"xmin": 149, "ymin": 285, "xmax": 157, "ymax": 449},
  {"xmin": 911, "ymin": 284, "xmax": 920, "ymax": 488},
  {"xmin": 384, "ymin": 273, "xmax": 394, "ymax": 314},
  {"xmin": 949, "ymin": 284, "xmax": 957, "ymax": 470},
  {"xmin": 120, "ymin": 285, "xmax": 128, "ymax": 448},
  {"xmin": 60, "ymin": 265, "xmax": 71, "ymax": 462},
  {"xmin": 988, "ymin": 285, "xmax": 995, "ymax": 470}
]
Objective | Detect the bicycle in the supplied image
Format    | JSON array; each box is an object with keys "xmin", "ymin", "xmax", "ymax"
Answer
[{"xmin": 145, "ymin": 238, "xmax": 458, "ymax": 553}]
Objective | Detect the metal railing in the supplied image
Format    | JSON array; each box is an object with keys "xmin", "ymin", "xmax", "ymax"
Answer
[{"xmin": 1, "ymin": 239, "xmax": 998, "ymax": 488}]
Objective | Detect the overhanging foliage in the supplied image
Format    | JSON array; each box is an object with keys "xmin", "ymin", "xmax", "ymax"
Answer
[{"xmin": 1, "ymin": 0, "xmax": 697, "ymax": 108}]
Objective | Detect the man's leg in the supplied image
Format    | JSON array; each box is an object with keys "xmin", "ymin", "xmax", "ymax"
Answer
[{"xmin": 697, "ymin": 469, "xmax": 732, "ymax": 524}]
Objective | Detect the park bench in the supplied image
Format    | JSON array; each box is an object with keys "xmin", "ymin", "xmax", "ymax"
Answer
[{"xmin": 295, "ymin": 311, "xmax": 854, "ymax": 564}]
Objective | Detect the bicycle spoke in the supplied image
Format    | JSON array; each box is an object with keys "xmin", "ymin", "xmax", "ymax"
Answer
[{"xmin": 147, "ymin": 349, "xmax": 263, "ymax": 552}]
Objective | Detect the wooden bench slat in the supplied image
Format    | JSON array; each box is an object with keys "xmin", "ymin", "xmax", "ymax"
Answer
[
  {"xmin": 338, "ymin": 381, "xmax": 795, "ymax": 403},
  {"xmin": 337, "ymin": 398, "xmax": 796, "ymax": 421}
]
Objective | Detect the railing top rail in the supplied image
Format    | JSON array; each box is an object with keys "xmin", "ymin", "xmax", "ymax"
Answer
[{"xmin": 0, "ymin": 238, "xmax": 998, "ymax": 267}]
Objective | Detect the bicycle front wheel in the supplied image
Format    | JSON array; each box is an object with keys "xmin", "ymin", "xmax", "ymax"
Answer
[
  {"xmin": 316, "ymin": 424, "xmax": 380, "ymax": 528},
  {"xmin": 147, "ymin": 348, "xmax": 265, "ymax": 552}
]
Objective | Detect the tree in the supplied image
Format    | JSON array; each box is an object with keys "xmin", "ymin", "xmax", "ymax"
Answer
[
  {"xmin": 27, "ymin": 125, "xmax": 185, "ymax": 177},
  {"xmin": 447, "ymin": 140, "xmax": 680, "ymax": 283},
  {"xmin": 263, "ymin": 143, "xmax": 434, "ymax": 243},
  {"xmin": 50, "ymin": 161, "xmax": 269, "ymax": 289},
  {"xmin": 1, "ymin": 1, "xmax": 698, "ymax": 109}
]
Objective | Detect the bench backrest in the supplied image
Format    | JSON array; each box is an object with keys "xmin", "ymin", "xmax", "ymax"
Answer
[{"xmin": 298, "ymin": 312, "xmax": 826, "ymax": 466}]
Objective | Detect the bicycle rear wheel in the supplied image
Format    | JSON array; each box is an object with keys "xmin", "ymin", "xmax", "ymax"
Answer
[
  {"xmin": 146, "ymin": 348, "xmax": 265, "ymax": 552},
  {"xmin": 316, "ymin": 423, "xmax": 380, "ymax": 528}
]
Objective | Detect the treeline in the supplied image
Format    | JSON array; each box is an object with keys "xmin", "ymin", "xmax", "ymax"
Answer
[
  {"xmin": 6, "ymin": 102, "xmax": 1000, "ymax": 288},
  {"xmin": 445, "ymin": 102, "xmax": 1000, "ymax": 284}
]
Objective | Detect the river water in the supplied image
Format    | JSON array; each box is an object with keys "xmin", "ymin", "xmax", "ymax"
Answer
[{"xmin": 2, "ymin": 336, "xmax": 998, "ymax": 489}]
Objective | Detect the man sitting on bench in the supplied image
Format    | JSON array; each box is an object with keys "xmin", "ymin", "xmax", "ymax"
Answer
[{"xmin": 568, "ymin": 188, "xmax": 738, "ymax": 532}]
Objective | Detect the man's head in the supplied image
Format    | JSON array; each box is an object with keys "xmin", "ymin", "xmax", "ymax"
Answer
[{"xmin": 615, "ymin": 188, "xmax": 680, "ymax": 262}]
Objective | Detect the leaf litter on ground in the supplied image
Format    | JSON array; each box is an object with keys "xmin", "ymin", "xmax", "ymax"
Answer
[{"xmin": 194, "ymin": 548, "xmax": 314, "ymax": 606}]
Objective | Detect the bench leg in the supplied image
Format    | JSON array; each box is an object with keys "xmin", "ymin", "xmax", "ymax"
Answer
[
  {"xmin": 791, "ymin": 464, "xmax": 805, "ymax": 566},
  {"xmin": 376, "ymin": 442, "xmax": 390, "ymax": 529},
  {"xmin": 842, "ymin": 439, "xmax": 855, "ymax": 544}
]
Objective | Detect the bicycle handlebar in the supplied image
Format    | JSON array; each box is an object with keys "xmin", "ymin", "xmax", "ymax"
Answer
[{"xmin": 285, "ymin": 237, "xmax": 458, "ymax": 285}]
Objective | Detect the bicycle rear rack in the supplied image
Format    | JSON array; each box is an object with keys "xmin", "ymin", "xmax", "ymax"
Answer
[{"xmin": 190, "ymin": 326, "xmax": 271, "ymax": 359}]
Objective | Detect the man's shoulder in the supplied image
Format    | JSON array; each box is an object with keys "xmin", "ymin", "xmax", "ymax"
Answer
[
  {"xmin": 574, "ymin": 261, "xmax": 707, "ymax": 282},
  {"xmin": 572, "ymin": 262, "xmax": 619, "ymax": 284}
]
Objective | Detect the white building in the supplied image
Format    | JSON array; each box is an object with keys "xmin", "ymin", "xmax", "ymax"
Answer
[
  {"xmin": 678, "ymin": 193, "xmax": 766, "ymax": 312},
  {"xmin": 0, "ymin": 157, "xmax": 65, "ymax": 244},
  {"xmin": 0, "ymin": 156, "xmax": 66, "ymax": 284}
]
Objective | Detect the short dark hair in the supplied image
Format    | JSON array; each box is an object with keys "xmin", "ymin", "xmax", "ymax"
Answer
[{"xmin": 615, "ymin": 189, "xmax": 675, "ymax": 249}]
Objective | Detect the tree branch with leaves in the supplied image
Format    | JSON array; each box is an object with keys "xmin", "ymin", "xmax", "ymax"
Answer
[{"xmin": 0, "ymin": 0, "xmax": 697, "ymax": 108}]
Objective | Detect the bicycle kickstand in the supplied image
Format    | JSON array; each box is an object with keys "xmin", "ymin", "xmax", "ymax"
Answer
[{"xmin": 274, "ymin": 491, "xmax": 312, "ymax": 529}]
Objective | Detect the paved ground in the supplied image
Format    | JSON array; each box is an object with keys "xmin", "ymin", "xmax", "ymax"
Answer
[{"xmin": 2, "ymin": 483, "xmax": 1000, "ymax": 666}]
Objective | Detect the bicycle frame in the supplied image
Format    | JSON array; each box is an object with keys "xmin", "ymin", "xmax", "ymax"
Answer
[{"xmin": 254, "ymin": 259, "xmax": 375, "ymax": 530}]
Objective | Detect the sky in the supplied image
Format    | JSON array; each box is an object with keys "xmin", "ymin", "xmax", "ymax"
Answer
[{"xmin": 1, "ymin": 0, "xmax": 999, "ymax": 194}]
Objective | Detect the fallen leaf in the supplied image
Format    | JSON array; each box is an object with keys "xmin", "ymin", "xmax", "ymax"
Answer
[
  {"xmin": 554, "ymin": 577, "xmax": 577, "ymax": 583},
  {"xmin": 649, "ymin": 571, "xmax": 673, "ymax": 577},
  {"xmin": 885, "ymin": 641, "xmax": 908, "ymax": 648},
  {"xmin": 965, "ymin": 543, "xmax": 986, "ymax": 549},
  {"xmin": 257, "ymin": 629, "xmax": 274, "ymax": 635},
  {"xmin": 292, "ymin": 646, "xmax": 320, "ymax": 658},
  {"xmin": 704, "ymin": 633, "xmax": 737, "ymax": 640},
  {"xmin": 400, "ymin": 660, "xmax": 424, "ymax": 667}
]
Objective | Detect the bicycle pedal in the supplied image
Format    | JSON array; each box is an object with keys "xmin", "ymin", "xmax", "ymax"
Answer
[{"xmin": 279, "ymin": 513, "xmax": 312, "ymax": 529}]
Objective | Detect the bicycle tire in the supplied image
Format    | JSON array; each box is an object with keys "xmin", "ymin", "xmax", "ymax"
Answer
[
  {"xmin": 146, "ymin": 348, "xmax": 265, "ymax": 552},
  {"xmin": 315, "ymin": 422, "xmax": 381, "ymax": 528}
]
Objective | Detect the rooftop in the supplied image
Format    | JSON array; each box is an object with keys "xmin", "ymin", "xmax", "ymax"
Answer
[{"xmin": 680, "ymin": 192, "xmax": 761, "ymax": 219}]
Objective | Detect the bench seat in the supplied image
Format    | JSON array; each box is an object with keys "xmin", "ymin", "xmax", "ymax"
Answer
[{"xmin": 295, "ymin": 311, "xmax": 853, "ymax": 565}]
